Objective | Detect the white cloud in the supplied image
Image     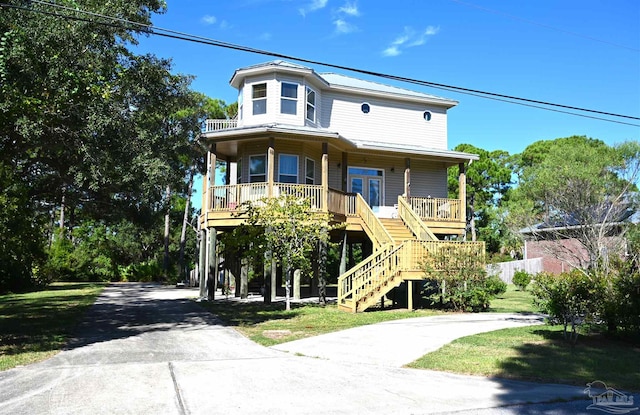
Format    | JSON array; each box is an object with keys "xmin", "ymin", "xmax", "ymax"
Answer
[
  {"xmin": 382, "ymin": 46, "xmax": 401, "ymax": 57},
  {"xmin": 201, "ymin": 15, "xmax": 217, "ymax": 25},
  {"xmin": 219, "ymin": 20, "xmax": 231, "ymax": 30},
  {"xmin": 425, "ymin": 25, "xmax": 440, "ymax": 36},
  {"xmin": 334, "ymin": 18, "xmax": 357, "ymax": 34},
  {"xmin": 383, "ymin": 25, "xmax": 439, "ymax": 57},
  {"xmin": 299, "ymin": 0, "xmax": 328, "ymax": 16},
  {"xmin": 338, "ymin": 1, "xmax": 359, "ymax": 16},
  {"xmin": 259, "ymin": 32, "xmax": 272, "ymax": 41}
]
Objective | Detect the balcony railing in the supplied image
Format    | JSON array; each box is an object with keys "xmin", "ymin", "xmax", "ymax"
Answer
[
  {"xmin": 408, "ymin": 197, "xmax": 463, "ymax": 222},
  {"xmin": 207, "ymin": 185, "xmax": 464, "ymax": 225},
  {"xmin": 209, "ymin": 183, "xmax": 324, "ymax": 212},
  {"xmin": 204, "ymin": 119, "xmax": 238, "ymax": 132}
]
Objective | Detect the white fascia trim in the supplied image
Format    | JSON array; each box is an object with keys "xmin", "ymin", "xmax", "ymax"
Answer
[
  {"xmin": 327, "ymin": 84, "xmax": 458, "ymax": 108},
  {"xmin": 354, "ymin": 142, "xmax": 479, "ymax": 161}
]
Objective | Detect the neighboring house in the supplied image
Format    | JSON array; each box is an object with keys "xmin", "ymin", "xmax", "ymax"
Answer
[
  {"xmin": 522, "ymin": 208, "xmax": 638, "ymax": 274},
  {"xmin": 198, "ymin": 60, "xmax": 483, "ymax": 312}
]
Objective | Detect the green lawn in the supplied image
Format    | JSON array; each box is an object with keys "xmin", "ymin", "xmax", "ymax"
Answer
[
  {"xmin": 199, "ymin": 300, "xmax": 441, "ymax": 346},
  {"xmin": 407, "ymin": 324, "xmax": 640, "ymax": 392},
  {"xmin": 0, "ymin": 282, "xmax": 105, "ymax": 371},
  {"xmin": 488, "ymin": 284, "xmax": 538, "ymax": 314}
]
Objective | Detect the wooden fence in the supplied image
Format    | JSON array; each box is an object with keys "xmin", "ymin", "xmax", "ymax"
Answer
[{"xmin": 487, "ymin": 258, "xmax": 543, "ymax": 284}]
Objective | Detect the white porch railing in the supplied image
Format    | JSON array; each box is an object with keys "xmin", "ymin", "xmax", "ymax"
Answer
[{"xmin": 204, "ymin": 119, "xmax": 238, "ymax": 132}]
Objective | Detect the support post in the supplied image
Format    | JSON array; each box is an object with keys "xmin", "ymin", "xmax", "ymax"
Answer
[
  {"xmin": 240, "ymin": 258, "xmax": 249, "ymax": 299},
  {"xmin": 459, "ymin": 163, "xmax": 467, "ymax": 223},
  {"xmin": 339, "ymin": 231, "xmax": 348, "ymax": 275},
  {"xmin": 341, "ymin": 152, "xmax": 348, "ymax": 192},
  {"xmin": 404, "ymin": 158, "xmax": 411, "ymax": 199},
  {"xmin": 408, "ymin": 280, "xmax": 414, "ymax": 311},
  {"xmin": 293, "ymin": 269, "xmax": 301, "ymax": 300},
  {"xmin": 267, "ymin": 138, "xmax": 275, "ymax": 197},
  {"xmin": 322, "ymin": 142, "xmax": 329, "ymax": 211},
  {"xmin": 263, "ymin": 250, "xmax": 272, "ymax": 304},
  {"xmin": 198, "ymin": 229, "xmax": 206, "ymax": 299},
  {"xmin": 207, "ymin": 228, "xmax": 217, "ymax": 301}
]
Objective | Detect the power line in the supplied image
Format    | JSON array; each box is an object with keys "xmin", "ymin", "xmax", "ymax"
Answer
[
  {"xmin": 3, "ymin": 0, "xmax": 640, "ymax": 127},
  {"xmin": 448, "ymin": 0, "xmax": 640, "ymax": 53}
]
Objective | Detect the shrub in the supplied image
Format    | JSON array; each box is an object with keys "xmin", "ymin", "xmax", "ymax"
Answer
[
  {"xmin": 531, "ymin": 271, "xmax": 603, "ymax": 343},
  {"xmin": 422, "ymin": 246, "xmax": 500, "ymax": 312},
  {"xmin": 485, "ymin": 274, "xmax": 507, "ymax": 296},
  {"xmin": 512, "ymin": 270, "xmax": 532, "ymax": 291}
]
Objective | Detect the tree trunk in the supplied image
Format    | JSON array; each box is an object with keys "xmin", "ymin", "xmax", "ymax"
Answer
[
  {"xmin": 179, "ymin": 166, "xmax": 195, "ymax": 281},
  {"xmin": 285, "ymin": 264, "xmax": 291, "ymax": 311},
  {"xmin": 59, "ymin": 188, "xmax": 66, "ymax": 231},
  {"xmin": 163, "ymin": 185, "xmax": 171, "ymax": 281}
]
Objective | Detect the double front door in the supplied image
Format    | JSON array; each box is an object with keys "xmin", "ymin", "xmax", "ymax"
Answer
[{"xmin": 349, "ymin": 167, "xmax": 383, "ymax": 209}]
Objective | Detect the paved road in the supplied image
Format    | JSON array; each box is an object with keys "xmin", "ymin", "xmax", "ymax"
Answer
[{"xmin": 0, "ymin": 283, "xmax": 599, "ymax": 414}]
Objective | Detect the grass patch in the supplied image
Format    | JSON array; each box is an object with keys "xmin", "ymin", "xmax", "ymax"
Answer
[
  {"xmin": 408, "ymin": 325, "xmax": 640, "ymax": 392},
  {"xmin": 0, "ymin": 282, "xmax": 105, "ymax": 371},
  {"xmin": 199, "ymin": 301, "xmax": 440, "ymax": 346},
  {"xmin": 488, "ymin": 284, "xmax": 537, "ymax": 314}
]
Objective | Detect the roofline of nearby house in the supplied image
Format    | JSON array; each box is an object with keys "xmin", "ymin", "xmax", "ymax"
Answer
[{"xmin": 520, "ymin": 221, "xmax": 631, "ymax": 235}]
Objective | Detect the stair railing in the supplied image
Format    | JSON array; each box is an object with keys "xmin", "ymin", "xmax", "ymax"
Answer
[
  {"xmin": 355, "ymin": 193, "xmax": 393, "ymax": 248},
  {"xmin": 397, "ymin": 196, "xmax": 437, "ymax": 241}
]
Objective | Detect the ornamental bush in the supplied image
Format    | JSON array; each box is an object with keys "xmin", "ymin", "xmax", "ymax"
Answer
[{"xmin": 512, "ymin": 270, "xmax": 532, "ymax": 291}]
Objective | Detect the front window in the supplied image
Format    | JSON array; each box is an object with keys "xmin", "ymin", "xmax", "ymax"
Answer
[
  {"xmin": 238, "ymin": 88, "xmax": 243, "ymax": 120},
  {"xmin": 252, "ymin": 83, "xmax": 267, "ymax": 115},
  {"xmin": 280, "ymin": 82, "xmax": 298, "ymax": 115},
  {"xmin": 305, "ymin": 158, "xmax": 315, "ymax": 184},
  {"xmin": 306, "ymin": 87, "xmax": 316, "ymax": 122},
  {"xmin": 249, "ymin": 155, "xmax": 266, "ymax": 182},
  {"xmin": 278, "ymin": 154, "xmax": 298, "ymax": 183}
]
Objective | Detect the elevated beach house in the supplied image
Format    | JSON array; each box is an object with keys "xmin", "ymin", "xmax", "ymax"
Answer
[{"xmin": 198, "ymin": 60, "xmax": 484, "ymax": 312}]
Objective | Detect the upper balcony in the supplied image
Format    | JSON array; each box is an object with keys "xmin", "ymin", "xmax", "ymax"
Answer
[{"xmin": 204, "ymin": 119, "xmax": 237, "ymax": 132}]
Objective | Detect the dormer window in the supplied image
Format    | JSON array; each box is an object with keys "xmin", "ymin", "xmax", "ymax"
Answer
[
  {"xmin": 306, "ymin": 87, "xmax": 316, "ymax": 122},
  {"xmin": 252, "ymin": 83, "xmax": 267, "ymax": 115},
  {"xmin": 281, "ymin": 82, "xmax": 298, "ymax": 115}
]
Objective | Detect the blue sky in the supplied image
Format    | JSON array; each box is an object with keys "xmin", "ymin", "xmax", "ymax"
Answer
[{"xmin": 132, "ymin": 0, "xmax": 639, "ymax": 208}]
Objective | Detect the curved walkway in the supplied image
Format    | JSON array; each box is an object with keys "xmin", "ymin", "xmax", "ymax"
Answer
[
  {"xmin": 0, "ymin": 284, "xmax": 589, "ymax": 414},
  {"xmin": 272, "ymin": 312, "xmax": 545, "ymax": 367}
]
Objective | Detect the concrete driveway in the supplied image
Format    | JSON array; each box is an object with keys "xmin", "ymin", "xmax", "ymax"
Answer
[{"xmin": 0, "ymin": 283, "xmax": 592, "ymax": 414}]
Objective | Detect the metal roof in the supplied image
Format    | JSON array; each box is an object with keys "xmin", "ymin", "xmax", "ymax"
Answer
[{"xmin": 319, "ymin": 72, "xmax": 455, "ymax": 104}]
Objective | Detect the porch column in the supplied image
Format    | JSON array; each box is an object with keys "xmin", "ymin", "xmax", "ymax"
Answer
[
  {"xmin": 407, "ymin": 280, "xmax": 414, "ymax": 311},
  {"xmin": 322, "ymin": 142, "xmax": 329, "ymax": 211},
  {"xmin": 267, "ymin": 138, "xmax": 275, "ymax": 197},
  {"xmin": 207, "ymin": 227, "xmax": 217, "ymax": 301},
  {"xmin": 458, "ymin": 163, "xmax": 467, "ymax": 223},
  {"xmin": 404, "ymin": 158, "xmax": 411, "ymax": 198},
  {"xmin": 207, "ymin": 145, "xmax": 216, "ymax": 211},
  {"xmin": 341, "ymin": 152, "xmax": 348, "ymax": 192}
]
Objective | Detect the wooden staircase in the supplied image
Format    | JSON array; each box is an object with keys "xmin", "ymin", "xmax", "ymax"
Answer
[
  {"xmin": 378, "ymin": 218, "xmax": 416, "ymax": 244},
  {"xmin": 338, "ymin": 196, "xmax": 485, "ymax": 313}
]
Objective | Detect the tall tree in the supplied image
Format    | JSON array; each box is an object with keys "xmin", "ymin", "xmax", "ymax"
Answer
[
  {"xmin": 514, "ymin": 136, "xmax": 639, "ymax": 274},
  {"xmin": 448, "ymin": 144, "xmax": 512, "ymax": 244},
  {"xmin": 0, "ymin": 1, "xmax": 208, "ymax": 289}
]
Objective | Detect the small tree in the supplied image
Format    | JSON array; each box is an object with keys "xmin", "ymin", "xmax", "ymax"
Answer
[{"xmin": 238, "ymin": 194, "xmax": 334, "ymax": 310}]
